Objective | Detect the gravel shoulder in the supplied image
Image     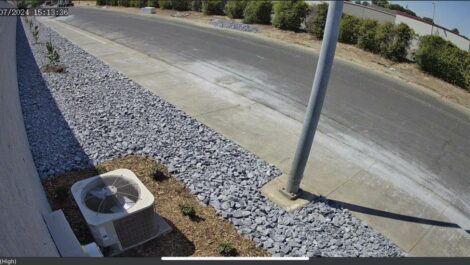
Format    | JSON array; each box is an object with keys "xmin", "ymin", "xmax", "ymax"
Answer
[
  {"xmin": 17, "ymin": 17, "xmax": 405, "ymax": 257},
  {"xmin": 75, "ymin": 2, "xmax": 470, "ymax": 112}
]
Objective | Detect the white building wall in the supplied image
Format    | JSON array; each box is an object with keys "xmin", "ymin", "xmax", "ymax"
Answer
[
  {"xmin": 343, "ymin": 2, "xmax": 396, "ymax": 23},
  {"xmin": 0, "ymin": 10, "xmax": 59, "ymax": 257},
  {"xmin": 395, "ymin": 14, "xmax": 470, "ymax": 52}
]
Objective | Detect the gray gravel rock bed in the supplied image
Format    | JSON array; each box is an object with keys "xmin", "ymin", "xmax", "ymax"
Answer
[
  {"xmin": 16, "ymin": 19, "xmax": 405, "ymax": 257},
  {"xmin": 209, "ymin": 19, "xmax": 259, "ymax": 32}
]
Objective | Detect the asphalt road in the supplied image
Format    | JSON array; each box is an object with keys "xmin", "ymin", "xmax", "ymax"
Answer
[{"xmin": 58, "ymin": 7, "xmax": 470, "ymax": 220}]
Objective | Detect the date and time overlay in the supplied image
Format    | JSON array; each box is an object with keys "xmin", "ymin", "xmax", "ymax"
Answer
[{"xmin": 0, "ymin": 7, "xmax": 69, "ymax": 16}]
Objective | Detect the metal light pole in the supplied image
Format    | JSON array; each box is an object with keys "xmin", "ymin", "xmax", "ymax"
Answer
[
  {"xmin": 282, "ymin": 1, "xmax": 344, "ymax": 198},
  {"xmin": 431, "ymin": 2, "xmax": 436, "ymax": 35}
]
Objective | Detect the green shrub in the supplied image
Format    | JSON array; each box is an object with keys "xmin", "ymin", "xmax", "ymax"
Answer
[
  {"xmin": 306, "ymin": 2, "xmax": 328, "ymax": 39},
  {"xmin": 46, "ymin": 41, "xmax": 60, "ymax": 66},
  {"xmin": 225, "ymin": 0, "xmax": 247, "ymax": 19},
  {"xmin": 118, "ymin": 0, "xmax": 130, "ymax": 6},
  {"xmin": 202, "ymin": 0, "xmax": 225, "ymax": 15},
  {"xmin": 375, "ymin": 22, "xmax": 414, "ymax": 61},
  {"xmin": 386, "ymin": 23, "xmax": 414, "ymax": 61},
  {"xmin": 17, "ymin": 0, "xmax": 28, "ymax": 9},
  {"xmin": 272, "ymin": 0, "xmax": 309, "ymax": 31},
  {"xmin": 158, "ymin": 0, "xmax": 172, "ymax": 9},
  {"xmin": 218, "ymin": 242, "xmax": 238, "ymax": 256},
  {"xmin": 338, "ymin": 14, "xmax": 361, "ymax": 44},
  {"xmin": 151, "ymin": 164, "xmax": 169, "ymax": 181},
  {"xmin": 415, "ymin": 35, "xmax": 470, "ymax": 89},
  {"xmin": 32, "ymin": 25, "xmax": 39, "ymax": 44},
  {"xmin": 243, "ymin": 0, "xmax": 272, "ymax": 25},
  {"xmin": 357, "ymin": 18, "xmax": 379, "ymax": 53},
  {"xmin": 191, "ymin": 0, "xmax": 201, "ymax": 11},
  {"xmin": 29, "ymin": 0, "xmax": 45, "ymax": 7},
  {"xmin": 146, "ymin": 0, "xmax": 156, "ymax": 6},
  {"xmin": 96, "ymin": 0, "xmax": 105, "ymax": 5},
  {"xmin": 375, "ymin": 21, "xmax": 394, "ymax": 51},
  {"xmin": 179, "ymin": 203, "xmax": 196, "ymax": 217},
  {"xmin": 130, "ymin": 0, "xmax": 146, "ymax": 7},
  {"xmin": 172, "ymin": 0, "xmax": 191, "ymax": 10},
  {"xmin": 95, "ymin": 165, "xmax": 107, "ymax": 175}
]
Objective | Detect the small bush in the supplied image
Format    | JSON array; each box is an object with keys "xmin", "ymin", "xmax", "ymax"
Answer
[
  {"xmin": 17, "ymin": 0, "xmax": 28, "ymax": 9},
  {"xmin": 46, "ymin": 41, "xmax": 60, "ymax": 66},
  {"xmin": 225, "ymin": 0, "xmax": 247, "ymax": 19},
  {"xmin": 95, "ymin": 165, "xmax": 107, "ymax": 175},
  {"xmin": 158, "ymin": 0, "xmax": 172, "ymax": 9},
  {"xmin": 151, "ymin": 164, "xmax": 168, "ymax": 181},
  {"xmin": 306, "ymin": 2, "xmax": 328, "ymax": 39},
  {"xmin": 272, "ymin": 0, "xmax": 309, "ymax": 31},
  {"xmin": 96, "ymin": 0, "xmax": 104, "ymax": 6},
  {"xmin": 243, "ymin": 0, "xmax": 272, "ymax": 25},
  {"xmin": 172, "ymin": 0, "xmax": 191, "ymax": 11},
  {"xmin": 386, "ymin": 23, "xmax": 414, "ymax": 61},
  {"xmin": 32, "ymin": 25, "xmax": 39, "ymax": 44},
  {"xmin": 191, "ymin": 0, "xmax": 201, "ymax": 11},
  {"xmin": 130, "ymin": 0, "xmax": 146, "ymax": 7},
  {"xmin": 201, "ymin": 0, "xmax": 225, "ymax": 15},
  {"xmin": 357, "ymin": 18, "xmax": 379, "ymax": 53},
  {"xmin": 338, "ymin": 14, "xmax": 361, "ymax": 44},
  {"xmin": 146, "ymin": 0, "xmax": 156, "ymax": 7},
  {"xmin": 118, "ymin": 0, "xmax": 130, "ymax": 6},
  {"xmin": 55, "ymin": 186, "xmax": 69, "ymax": 202},
  {"xmin": 415, "ymin": 35, "xmax": 470, "ymax": 89},
  {"xmin": 375, "ymin": 21, "xmax": 394, "ymax": 51},
  {"xmin": 179, "ymin": 203, "xmax": 196, "ymax": 217},
  {"xmin": 218, "ymin": 242, "xmax": 238, "ymax": 256}
]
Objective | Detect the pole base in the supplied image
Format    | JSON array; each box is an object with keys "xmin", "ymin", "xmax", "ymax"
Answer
[
  {"xmin": 279, "ymin": 187, "xmax": 300, "ymax": 200},
  {"xmin": 260, "ymin": 174, "xmax": 314, "ymax": 212}
]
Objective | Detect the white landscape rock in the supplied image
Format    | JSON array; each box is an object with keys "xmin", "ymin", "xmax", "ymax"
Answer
[{"xmin": 141, "ymin": 7, "xmax": 156, "ymax": 14}]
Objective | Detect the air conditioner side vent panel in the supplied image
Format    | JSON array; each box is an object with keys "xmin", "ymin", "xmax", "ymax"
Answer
[{"xmin": 113, "ymin": 206, "xmax": 160, "ymax": 249}]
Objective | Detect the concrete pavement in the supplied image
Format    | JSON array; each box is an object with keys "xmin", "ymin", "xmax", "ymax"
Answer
[{"xmin": 39, "ymin": 14, "xmax": 470, "ymax": 256}]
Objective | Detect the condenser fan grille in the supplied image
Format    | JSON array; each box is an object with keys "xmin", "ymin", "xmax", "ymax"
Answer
[{"xmin": 84, "ymin": 175, "xmax": 141, "ymax": 214}]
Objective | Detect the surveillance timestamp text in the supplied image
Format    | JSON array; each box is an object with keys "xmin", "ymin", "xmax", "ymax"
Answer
[{"xmin": 0, "ymin": 8, "xmax": 69, "ymax": 16}]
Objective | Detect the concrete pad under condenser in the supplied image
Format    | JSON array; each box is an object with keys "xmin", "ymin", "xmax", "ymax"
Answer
[{"xmin": 261, "ymin": 174, "xmax": 316, "ymax": 212}]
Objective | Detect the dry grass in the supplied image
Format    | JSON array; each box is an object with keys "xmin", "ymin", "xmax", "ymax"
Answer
[
  {"xmin": 42, "ymin": 155, "xmax": 268, "ymax": 257},
  {"xmin": 74, "ymin": 2, "xmax": 470, "ymax": 111}
]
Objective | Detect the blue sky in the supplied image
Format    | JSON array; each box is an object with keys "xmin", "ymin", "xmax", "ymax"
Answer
[{"xmin": 391, "ymin": 1, "xmax": 470, "ymax": 37}]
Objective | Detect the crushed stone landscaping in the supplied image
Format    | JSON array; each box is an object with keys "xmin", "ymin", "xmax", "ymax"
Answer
[{"xmin": 17, "ymin": 18, "xmax": 405, "ymax": 257}]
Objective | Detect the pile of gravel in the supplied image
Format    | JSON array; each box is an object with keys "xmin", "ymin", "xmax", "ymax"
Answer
[
  {"xmin": 16, "ymin": 19, "xmax": 404, "ymax": 257},
  {"xmin": 209, "ymin": 19, "xmax": 259, "ymax": 32}
]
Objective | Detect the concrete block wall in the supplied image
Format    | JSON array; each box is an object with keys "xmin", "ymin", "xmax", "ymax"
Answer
[{"xmin": 0, "ymin": 4, "xmax": 58, "ymax": 256}]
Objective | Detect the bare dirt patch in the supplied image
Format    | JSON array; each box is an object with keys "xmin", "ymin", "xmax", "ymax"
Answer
[
  {"xmin": 42, "ymin": 155, "xmax": 268, "ymax": 257},
  {"xmin": 42, "ymin": 64, "xmax": 67, "ymax": 73},
  {"xmin": 73, "ymin": 2, "xmax": 470, "ymax": 111}
]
